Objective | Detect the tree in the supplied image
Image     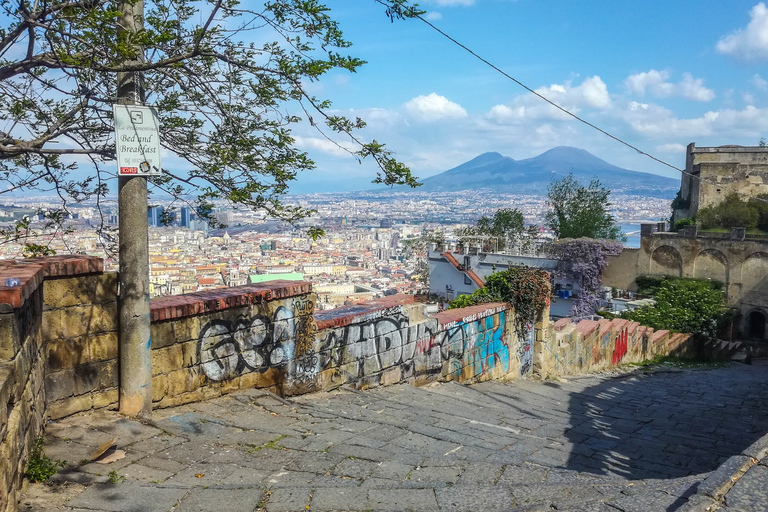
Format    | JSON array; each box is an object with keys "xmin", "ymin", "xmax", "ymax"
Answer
[
  {"xmin": 697, "ymin": 193, "xmax": 768, "ymax": 231},
  {"xmin": 545, "ymin": 174, "xmax": 625, "ymax": 241},
  {"xmin": 621, "ymin": 277, "xmax": 727, "ymax": 339},
  {"xmin": 457, "ymin": 208, "xmax": 538, "ymax": 253},
  {"xmin": 546, "ymin": 238, "xmax": 622, "ymax": 317},
  {"xmin": 0, "ymin": 0, "xmax": 422, "ymax": 252}
]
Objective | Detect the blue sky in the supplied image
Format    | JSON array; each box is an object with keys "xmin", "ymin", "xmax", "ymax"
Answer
[{"xmin": 289, "ymin": 0, "xmax": 768, "ymax": 193}]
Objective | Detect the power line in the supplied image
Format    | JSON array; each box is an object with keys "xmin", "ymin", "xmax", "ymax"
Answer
[{"xmin": 378, "ymin": 1, "xmax": 768, "ymax": 207}]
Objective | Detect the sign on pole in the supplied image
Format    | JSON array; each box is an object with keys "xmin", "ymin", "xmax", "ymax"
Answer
[{"xmin": 114, "ymin": 105, "xmax": 162, "ymax": 176}]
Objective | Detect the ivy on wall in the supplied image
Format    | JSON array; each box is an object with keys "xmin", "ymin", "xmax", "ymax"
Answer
[{"xmin": 449, "ymin": 266, "xmax": 550, "ymax": 342}]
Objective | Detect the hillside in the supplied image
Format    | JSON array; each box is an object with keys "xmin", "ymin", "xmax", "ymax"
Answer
[{"xmin": 416, "ymin": 147, "xmax": 679, "ymax": 197}]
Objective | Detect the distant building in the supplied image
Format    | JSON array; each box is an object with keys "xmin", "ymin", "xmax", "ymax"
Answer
[
  {"xmin": 606, "ymin": 142, "xmax": 768, "ymax": 341},
  {"xmin": 428, "ymin": 244, "xmax": 580, "ymax": 318},
  {"xmin": 180, "ymin": 207, "xmax": 191, "ymax": 228},
  {"xmin": 148, "ymin": 206, "xmax": 164, "ymax": 227},
  {"xmin": 672, "ymin": 143, "xmax": 768, "ymax": 222}
]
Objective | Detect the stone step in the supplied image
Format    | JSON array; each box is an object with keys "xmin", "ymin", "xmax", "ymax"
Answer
[{"xmin": 731, "ymin": 349, "xmax": 752, "ymax": 365}]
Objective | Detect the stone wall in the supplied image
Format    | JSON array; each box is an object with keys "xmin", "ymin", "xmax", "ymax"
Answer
[
  {"xmin": 0, "ymin": 256, "xmax": 103, "ymax": 512},
  {"xmin": 0, "ymin": 255, "xmax": 702, "ymax": 512},
  {"xmin": 149, "ymin": 281, "xmax": 315, "ymax": 407},
  {"xmin": 638, "ymin": 231, "xmax": 768, "ymax": 339},
  {"xmin": 42, "ymin": 271, "xmax": 118, "ymax": 419},
  {"xmin": 603, "ymin": 248, "xmax": 640, "ymax": 292},
  {"xmin": 535, "ymin": 317, "xmax": 694, "ymax": 379}
]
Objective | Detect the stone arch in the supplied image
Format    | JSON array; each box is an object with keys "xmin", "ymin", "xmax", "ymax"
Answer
[
  {"xmin": 742, "ymin": 252, "xmax": 768, "ymax": 283},
  {"xmin": 744, "ymin": 308, "xmax": 768, "ymax": 341},
  {"xmin": 693, "ymin": 249, "xmax": 728, "ymax": 285},
  {"xmin": 650, "ymin": 245, "xmax": 682, "ymax": 277},
  {"xmin": 741, "ymin": 252, "xmax": 768, "ymax": 309}
]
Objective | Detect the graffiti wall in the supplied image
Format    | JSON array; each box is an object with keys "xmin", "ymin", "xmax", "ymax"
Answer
[
  {"xmin": 536, "ymin": 316, "xmax": 694, "ymax": 379},
  {"xmin": 156, "ymin": 291, "xmax": 533, "ymax": 403}
]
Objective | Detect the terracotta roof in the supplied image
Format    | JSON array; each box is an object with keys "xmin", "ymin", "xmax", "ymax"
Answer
[{"xmin": 441, "ymin": 252, "xmax": 484, "ymax": 288}]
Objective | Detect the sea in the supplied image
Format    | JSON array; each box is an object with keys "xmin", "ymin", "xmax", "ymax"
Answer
[{"xmin": 619, "ymin": 223, "xmax": 646, "ymax": 249}]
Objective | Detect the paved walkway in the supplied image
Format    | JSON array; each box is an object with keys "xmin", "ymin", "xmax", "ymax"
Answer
[{"xmin": 18, "ymin": 361, "xmax": 768, "ymax": 512}]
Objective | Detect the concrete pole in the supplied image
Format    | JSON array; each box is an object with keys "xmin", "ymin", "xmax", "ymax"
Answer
[{"xmin": 117, "ymin": 0, "xmax": 152, "ymax": 418}]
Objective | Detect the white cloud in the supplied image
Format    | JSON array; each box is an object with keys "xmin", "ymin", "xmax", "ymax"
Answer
[
  {"xmin": 657, "ymin": 143, "xmax": 688, "ymax": 153},
  {"xmin": 581, "ymin": 76, "xmax": 612, "ymax": 108},
  {"xmin": 621, "ymin": 103, "xmax": 768, "ymax": 139},
  {"xmin": 753, "ymin": 73, "xmax": 768, "ymax": 90},
  {"xmin": 486, "ymin": 76, "xmax": 611, "ymax": 124},
  {"xmin": 403, "ymin": 93, "xmax": 468, "ymax": 122},
  {"xmin": 677, "ymin": 74, "xmax": 716, "ymax": 102},
  {"xmin": 425, "ymin": 11, "xmax": 443, "ymax": 21},
  {"xmin": 717, "ymin": 2, "xmax": 768, "ymax": 62},
  {"xmin": 624, "ymin": 70, "xmax": 714, "ymax": 102},
  {"xmin": 294, "ymin": 136, "xmax": 355, "ymax": 156}
]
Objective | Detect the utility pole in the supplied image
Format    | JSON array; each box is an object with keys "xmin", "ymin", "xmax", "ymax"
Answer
[{"xmin": 117, "ymin": 0, "xmax": 152, "ymax": 418}]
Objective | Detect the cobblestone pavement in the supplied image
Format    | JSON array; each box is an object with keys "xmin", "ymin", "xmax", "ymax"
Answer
[{"xmin": 19, "ymin": 361, "xmax": 768, "ymax": 512}]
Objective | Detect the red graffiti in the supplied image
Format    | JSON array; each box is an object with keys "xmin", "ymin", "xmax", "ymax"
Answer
[
  {"xmin": 612, "ymin": 329, "xmax": 628, "ymax": 365},
  {"xmin": 415, "ymin": 336, "xmax": 436, "ymax": 355}
]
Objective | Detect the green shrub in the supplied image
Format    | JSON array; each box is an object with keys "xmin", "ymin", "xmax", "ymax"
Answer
[
  {"xmin": 24, "ymin": 437, "xmax": 64, "ymax": 483},
  {"xmin": 698, "ymin": 193, "xmax": 759, "ymax": 229},
  {"xmin": 622, "ymin": 277, "xmax": 727, "ymax": 339},
  {"xmin": 673, "ymin": 217, "xmax": 696, "ymax": 231}
]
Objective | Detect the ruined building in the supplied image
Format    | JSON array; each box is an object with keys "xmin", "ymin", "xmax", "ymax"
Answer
[{"xmin": 606, "ymin": 143, "xmax": 768, "ymax": 341}]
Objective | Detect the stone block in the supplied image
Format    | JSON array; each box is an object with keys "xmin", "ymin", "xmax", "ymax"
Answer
[
  {"xmin": 179, "ymin": 340, "xmax": 199, "ymax": 368},
  {"xmin": 45, "ymin": 335, "xmax": 89, "ymax": 372},
  {"xmin": 88, "ymin": 331, "xmax": 118, "ymax": 363},
  {"xmin": 152, "ymin": 374, "xmax": 168, "ymax": 402},
  {"xmin": 94, "ymin": 273, "xmax": 118, "ymax": 302},
  {"xmin": 0, "ymin": 312, "xmax": 19, "ymax": 361},
  {"xmin": 150, "ymin": 320, "xmax": 177, "ymax": 350},
  {"xmin": 44, "ymin": 368, "xmax": 75, "ymax": 401},
  {"xmin": 151, "ymin": 344, "xmax": 184, "ymax": 376},
  {"xmin": 47, "ymin": 393, "xmax": 93, "ymax": 420},
  {"xmin": 220, "ymin": 375, "xmax": 241, "ymax": 394},
  {"xmin": 173, "ymin": 315, "xmax": 201, "ymax": 344},
  {"xmin": 92, "ymin": 387, "xmax": 118, "ymax": 409},
  {"xmin": 165, "ymin": 367, "xmax": 203, "ymax": 396},
  {"xmin": 380, "ymin": 366, "xmax": 402, "ymax": 386},
  {"xmin": 43, "ymin": 275, "xmax": 98, "ymax": 309}
]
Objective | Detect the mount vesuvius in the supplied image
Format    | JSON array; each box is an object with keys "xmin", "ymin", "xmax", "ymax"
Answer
[{"xmin": 416, "ymin": 147, "xmax": 679, "ymax": 197}]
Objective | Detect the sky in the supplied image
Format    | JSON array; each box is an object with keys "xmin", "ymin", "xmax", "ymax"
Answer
[{"xmin": 286, "ymin": 0, "xmax": 768, "ymax": 193}]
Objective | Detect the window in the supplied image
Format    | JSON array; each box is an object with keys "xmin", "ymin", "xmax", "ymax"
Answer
[{"xmin": 464, "ymin": 274, "xmax": 472, "ymax": 285}]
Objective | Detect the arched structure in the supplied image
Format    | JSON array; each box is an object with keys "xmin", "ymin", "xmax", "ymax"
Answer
[
  {"xmin": 650, "ymin": 245, "xmax": 683, "ymax": 277},
  {"xmin": 693, "ymin": 249, "xmax": 728, "ymax": 285}
]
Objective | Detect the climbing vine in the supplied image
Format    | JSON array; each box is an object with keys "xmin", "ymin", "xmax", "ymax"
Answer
[
  {"xmin": 449, "ymin": 266, "xmax": 550, "ymax": 342},
  {"xmin": 546, "ymin": 238, "xmax": 623, "ymax": 317}
]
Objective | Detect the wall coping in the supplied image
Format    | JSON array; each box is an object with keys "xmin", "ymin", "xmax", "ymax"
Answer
[
  {"xmin": 314, "ymin": 295, "xmax": 416, "ymax": 330},
  {"xmin": 432, "ymin": 302, "xmax": 508, "ymax": 330},
  {"xmin": 0, "ymin": 255, "xmax": 103, "ymax": 308},
  {"xmin": 150, "ymin": 280, "xmax": 313, "ymax": 322}
]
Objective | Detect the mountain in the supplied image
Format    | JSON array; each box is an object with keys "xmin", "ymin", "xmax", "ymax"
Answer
[{"xmin": 416, "ymin": 146, "xmax": 679, "ymax": 197}]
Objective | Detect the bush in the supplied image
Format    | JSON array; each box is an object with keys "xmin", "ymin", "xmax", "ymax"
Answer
[
  {"xmin": 748, "ymin": 194, "xmax": 768, "ymax": 231},
  {"xmin": 698, "ymin": 193, "xmax": 758, "ymax": 229},
  {"xmin": 449, "ymin": 266, "xmax": 550, "ymax": 341},
  {"xmin": 24, "ymin": 437, "xmax": 64, "ymax": 483},
  {"xmin": 673, "ymin": 217, "xmax": 696, "ymax": 231},
  {"xmin": 621, "ymin": 277, "xmax": 727, "ymax": 339}
]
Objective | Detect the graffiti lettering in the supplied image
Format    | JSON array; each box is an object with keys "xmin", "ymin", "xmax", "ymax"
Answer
[
  {"xmin": 198, "ymin": 306, "xmax": 295, "ymax": 381},
  {"xmin": 612, "ymin": 328, "xmax": 628, "ymax": 365}
]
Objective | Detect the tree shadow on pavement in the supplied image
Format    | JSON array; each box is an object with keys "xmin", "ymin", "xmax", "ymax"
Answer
[{"xmin": 562, "ymin": 362, "xmax": 768, "ymax": 481}]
